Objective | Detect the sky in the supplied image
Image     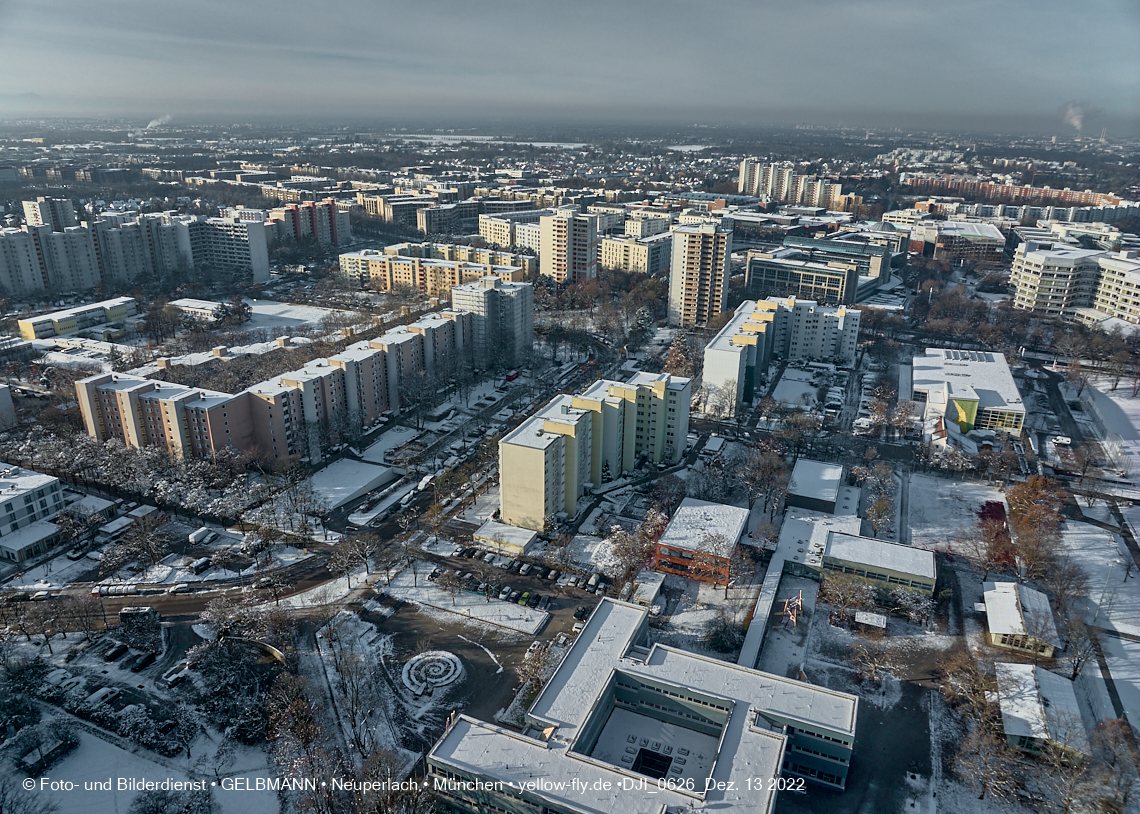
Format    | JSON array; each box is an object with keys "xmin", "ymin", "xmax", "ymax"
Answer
[{"xmin": 1, "ymin": 0, "xmax": 1138, "ymax": 135}]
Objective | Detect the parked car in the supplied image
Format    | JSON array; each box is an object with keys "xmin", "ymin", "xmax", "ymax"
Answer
[
  {"xmin": 526, "ymin": 593, "xmax": 540, "ymax": 609},
  {"xmin": 507, "ymin": 590, "xmax": 521, "ymax": 603},
  {"xmin": 535, "ymin": 567, "xmax": 551, "ymax": 579},
  {"xmin": 538, "ymin": 595, "xmax": 551, "ymax": 611},
  {"xmin": 167, "ymin": 583, "xmax": 190, "ymax": 594},
  {"xmin": 573, "ymin": 606, "xmax": 590, "ymax": 621},
  {"xmin": 452, "ymin": 546, "xmax": 466, "ymax": 557},
  {"xmin": 525, "ymin": 641, "xmax": 543, "ymax": 659},
  {"xmin": 547, "ymin": 570, "xmax": 561, "ymax": 582},
  {"xmin": 498, "ymin": 586, "xmax": 513, "ymax": 601},
  {"xmin": 85, "ymin": 687, "xmax": 121, "ymax": 707},
  {"xmin": 566, "ymin": 575, "xmax": 580, "ymax": 588},
  {"xmin": 519, "ymin": 563, "xmax": 533, "ymax": 576},
  {"xmin": 517, "ymin": 591, "xmax": 531, "ymax": 606},
  {"xmin": 482, "ymin": 551, "xmax": 496, "ymax": 563},
  {"xmin": 428, "ymin": 568, "xmax": 441, "ymax": 582},
  {"xmin": 66, "ymin": 548, "xmax": 85, "ymax": 560},
  {"xmin": 31, "ymin": 591, "xmax": 53, "ymax": 601},
  {"xmin": 103, "ymin": 642, "xmax": 129, "ymax": 662},
  {"xmin": 510, "ymin": 561, "xmax": 523, "ymax": 573},
  {"xmin": 130, "ymin": 652, "xmax": 156, "ymax": 672}
]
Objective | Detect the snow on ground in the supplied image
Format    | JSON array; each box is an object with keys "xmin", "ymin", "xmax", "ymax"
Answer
[
  {"xmin": 347, "ymin": 478, "xmax": 416, "ymax": 526},
  {"xmin": 457, "ymin": 634, "xmax": 504, "ymax": 674},
  {"xmin": 306, "ymin": 459, "xmax": 399, "ymax": 510},
  {"xmin": 1100, "ymin": 634, "xmax": 1140, "ymax": 727},
  {"xmin": 1079, "ymin": 502, "xmax": 1116, "ymax": 525},
  {"xmin": 755, "ymin": 575, "xmax": 820, "ymax": 679},
  {"xmin": 1086, "ymin": 381, "xmax": 1140, "ymax": 477},
  {"xmin": 771, "ymin": 366, "xmax": 818, "ymax": 408},
  {"xmin": 274, "ymin": 568, "xmax": 367, "ymax": 609},
  {"xmin": 908, "ymin": 474, "xmax": 1006, "ymax": 551},
  {"xmin": 1058, "ymin": 521, "xmax": 1140, "ymax": 637},
  {"xmin": 314, "ymin": 611, "xmax": 419, "ymax": 772},
  {"xmin": 458, "ymin": 485, "xmax": 500, "ymax": 525},
  {"xmin": 384, "ymin": 562, "xmax": 548, "ymax": 635},
  {"xmin": 361, "ymin": 425, "xmax": 420, "ymax": 464},
  {"xmin": 565, "ymin": 534, "xmax": 621, "ymax": 577}
]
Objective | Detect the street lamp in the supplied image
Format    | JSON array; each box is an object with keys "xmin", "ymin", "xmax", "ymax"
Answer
[{"xmin": 1093, "ymin": 559, "xmax": 1124, "ymax": 626}]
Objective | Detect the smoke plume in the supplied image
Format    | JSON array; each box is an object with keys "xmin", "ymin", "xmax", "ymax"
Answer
[
  {"xmin": 146, "ymin": 114, "xmax": 173, "ymax": 129},
  {"xmin": 1060, "ymin": 102, "xmax": 1084, "ymax": 134}
]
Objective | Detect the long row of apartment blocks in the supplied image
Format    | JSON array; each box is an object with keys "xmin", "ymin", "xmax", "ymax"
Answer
[
  {"xmin": 76, "ymin": 278, "xmax": 533, "ymax": 463},
  {"xmin": 0, "ymin": 197, "xmax": 349, "ymax": 297}
]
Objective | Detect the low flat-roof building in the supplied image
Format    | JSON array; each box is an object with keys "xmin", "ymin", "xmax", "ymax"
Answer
[
  {"xmin": 17, "ymin": 297, "xmax": 138, "ymax": 341},
  {"xmin": 473, "ymin": 520, "xmax": 538, "ymax": 557},
  {"xmin": 427, "ymin": 598, "xmax": 859, "ymax": 814},
  {"xmin": 994, "ymin": 663, "xmax": 1089, "ymax": 757},
  {"xmin": 983, "ymin": 581, "xmax": 1061, "ymax": 658},
  {"xmin": 0, "ymin": 464, "xmax": 66, "ymax": 563},
  {"xmin": 654, "ymin": 498, "xmax": 750, "ymax": 584},
  {"xmin": 786, "ymin": 459, "xmax": 844, "ymax": 514},
  {"xmin": 822, "ymin": 532, "xmax": 937, "ymax": 595},
  {"xmin": 168, "ymin": 298, "xmax": 224, "ymax": 321},
  {"xmin": 909, "ymin": 348, "xmax": 1025, "ymax": 435}
]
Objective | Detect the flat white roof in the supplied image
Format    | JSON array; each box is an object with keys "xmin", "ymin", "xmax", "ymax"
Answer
[
  {"xmin": 474, "ymin": 520, "xmax": 538, "ymax": 550},
  {"xmin": 911, "ymin": 348, "xmax": 1025, "ymax": 416},
  {"xmin": 0, "ymin": 464, "xmax": 59, "ymax": 499},
  {"xmin": 788, "ymin": 459, "xmax": 844, "ymax": 503},
  {"xmin": 432, "ymin": 598, "xmax": 858, "ymax": 814},
  {"xmin": 0, "ymin": 520, "xmax": 59, "ymax": 555},
  {"xmin": 983, "ymin": 581, "xmax": 1061, "ymax": 648},
  {"xmin": 169, "ymin": 297, "xmax": 223, "ymax": 312},
  {"xmin": 656, "ymin": 497, "xmax": 749, "ymax": 557},
  {"xmin": 824, "ymin": 532, "xmax": 937, "ymax": 580},
  {"xmin": 995, "ymin": 663, "xmax": 1089, "ymax": 753},
  {"xmin": 500, "ymin": 394, "xmax": 585, "ymax": 450}
]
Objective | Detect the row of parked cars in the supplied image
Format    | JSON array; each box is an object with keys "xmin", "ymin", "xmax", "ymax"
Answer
[{"xmin": 449, "ymin": 546, "xmax": 610, "ymax": 594}]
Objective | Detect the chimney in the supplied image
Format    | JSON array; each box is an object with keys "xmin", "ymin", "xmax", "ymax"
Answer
[
  {"xmin": 212, "ymin": 346, "xmax": 227, "ymax": 358},
  {"xmin": 276, "ymin": 336, "xmax": 290, "ymax": 348},
  {"xmin": 156, "ymin": 357, "xmax": 170, "ymax": 370}
]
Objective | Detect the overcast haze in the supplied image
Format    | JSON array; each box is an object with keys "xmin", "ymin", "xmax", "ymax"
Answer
[{"xmin": 1, "ymin": 0, "xmax": 1138, "ymax": 134}]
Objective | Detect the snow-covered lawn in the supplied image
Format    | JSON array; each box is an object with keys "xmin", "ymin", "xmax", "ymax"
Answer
[
  {"xmin": 564, "ymin": 534, "xmax": 620, "ymax": 576},
  {"xmin": 274, "ymin": 568, "xmax": 367, "ymax": 609},
  {"xmin": 907, "ymin": 474, "xmax": 1006, "ymax": 551},
  {"xmin": 1100, "ymin": 634, "xmax": 1140, "ymax": 728},
  {"xmin": 1085, "ymin": 381, "xmax": 1140, "ymax": 477},
  {"xmin": 458, "ymin": 485, "xmax": 499, "ymax": 525},
  {"xmin": 384, "ymin": 562, "xmax": 549, "ymax": 635},
  {"xmin": 1059, "ymin": 521, "xmax": 1139, "ymax": 637},
  {"xmin": 244, "ymin": 299, "xmax": 364, "ymax": 332},
  {"xmin": 771, "ymin": 367, "xmax": 818, "ymax": 408}
]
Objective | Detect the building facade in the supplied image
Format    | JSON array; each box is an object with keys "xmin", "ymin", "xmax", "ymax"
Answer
[
  {"xmin": 449, "ymin": 276, "xmax": 534, "ymax": 369},
  {"xmin": 667, "ymin": 223, "xmax": 732, "ymax": 328},
  {"xmin": 539, "ymin": 209, "xmax": 599, "ymax": 286}
]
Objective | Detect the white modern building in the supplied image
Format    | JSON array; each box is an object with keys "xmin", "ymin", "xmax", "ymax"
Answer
[
  {"xmin": 427, "ymin": 598, "xmax": 859, "ymax": 814},
  {"xmin": 449, "ymin": 276, "xmax": 534, "ymax": 368},
  {"xmin": 1011, "ymin": 241, "xmax": 1140, "ymax": 329},
  {"xmin": 906, "ymin": 348, "xmax": 1025, "ymax": 434},
  {"xmin": 983, "ymin": 582, "xmax": 1062, "ymax": 658},
  {"xmin": 0, "ymin": 464, "xmax": 66, "ymax": 563},
  {"xmin": 702, "ymin": 298, "xmax": 860, "ymax": 416}
]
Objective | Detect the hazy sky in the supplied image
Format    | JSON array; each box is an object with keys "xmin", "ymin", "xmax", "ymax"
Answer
[{"xmin": 1, "ymin": 0, "xmax": 1138, "ymax": 134}]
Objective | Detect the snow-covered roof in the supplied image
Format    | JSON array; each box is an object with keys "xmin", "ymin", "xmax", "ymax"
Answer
[
  {"xmin": 0, "ymin": 520, "xmax": 59, "ymax": 556},
  {"xmin": 431, "ymin": 598, "xmax": 858, "ymax": 814},
  {"xmin": 995, "ymin": 663, "xmax": 1089, "ymax": 753},
  {"xmin": 656, "ymin": 497, "xmax": 749, "ymax": 557},
  {"xmin": 983, "ymin": 582, "xmax": 1061, "ymax": 648},
  {"xmin": 474, "ymin": 520, "xmax": 538, "ymax": 552},
  {"xmin": 911, "ymin": 348, "xmax": 1024, "ymax": 417},
  {"xmin": 787, "ymin": 459, "xmax": 844, "ymax": 503},
  {"xmin": 824, "ymin": 532, "xmax": 937, "ymax": 580}
]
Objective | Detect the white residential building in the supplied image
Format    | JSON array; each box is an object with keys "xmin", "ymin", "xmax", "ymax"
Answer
[
  {"xmin": 0, "ymin": 464, "xmax": 66, "ymax": 563},
  {"xmin": 448, "ymin": 276, "xmax": 534, "ymax": 368},
  {"xmin": 702, "ymin": 298, "xmax": 860, "ymax": 416}
]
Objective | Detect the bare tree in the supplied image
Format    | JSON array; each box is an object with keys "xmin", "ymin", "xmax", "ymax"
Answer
[
  {"xmin": 952, "ymin": 721, "xmax": 1020, "ymax": 802},
  {"xmin": 865, "ymin": 496, "xmax": 894, "ymax": 537}
]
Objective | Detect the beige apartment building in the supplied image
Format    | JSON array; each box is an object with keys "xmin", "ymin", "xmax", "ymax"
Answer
[
  {"xmin": 1011, "ymin": 240, "xmax": 1140, "ymax": 327},
  {"xmin": 384, "ymin": 241, "xmax": 537, "ymax": 276},
  {"xmin": 76, "ymin": 310, "xmax": 474, "ymax": 463},
  {"xmin": 338, "ymin": 249, "xmax": 523, "ymax": 298},
  {"xmin": 539, "ymin": 209, "xmax": 598, "ymax": 285},
  {"xmin": 667, "ymin": 223, "xmax": 732, "ymax": 327},
  {"xmin": 599, "ymin": 232, "xmax": 672, "ymax": 275},
  {"xmin": 500, "ymin": 373, "xmax": 691, "ymax": 531}
]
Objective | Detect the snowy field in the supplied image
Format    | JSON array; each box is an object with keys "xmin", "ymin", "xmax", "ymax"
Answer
[
  {"xmin": 37, "ymin": 730, "xmax": 278, "ymax": 814},
  {"xmin": 565, "ymin": 534, "xmax": 621, "ymax": 576},
  {"xmin": 907, "ymin": 474, "xmax": 1006, "ymax": 551},
  {"xmin": 361, "ymin": 426, "xmax": 420, "ymax": 464},
  {"xmin": 385, "ymin": 562, "xmax": 548, "ymax": 634},
  {"xmin": 1086, "ymin": 381, "xmax": 1140, "ymax": 477},
  {"xmin": 307, "ymin": 459, "xmax": 399, "ymax": 510},
  {"xmin": 1059, "ymin": 521, "xmax": 1140, "ymax": 638},
  {"xmin": 1100, "ymin": 634, "xmax": 1140, "ymax": 728},
  {"xmin": 771, "ymin": 367, "xmax": 818, "ymax": 408},
  {"xmin": 458, "ymin": 485, "xmax": 500, "ymax": 525}
]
